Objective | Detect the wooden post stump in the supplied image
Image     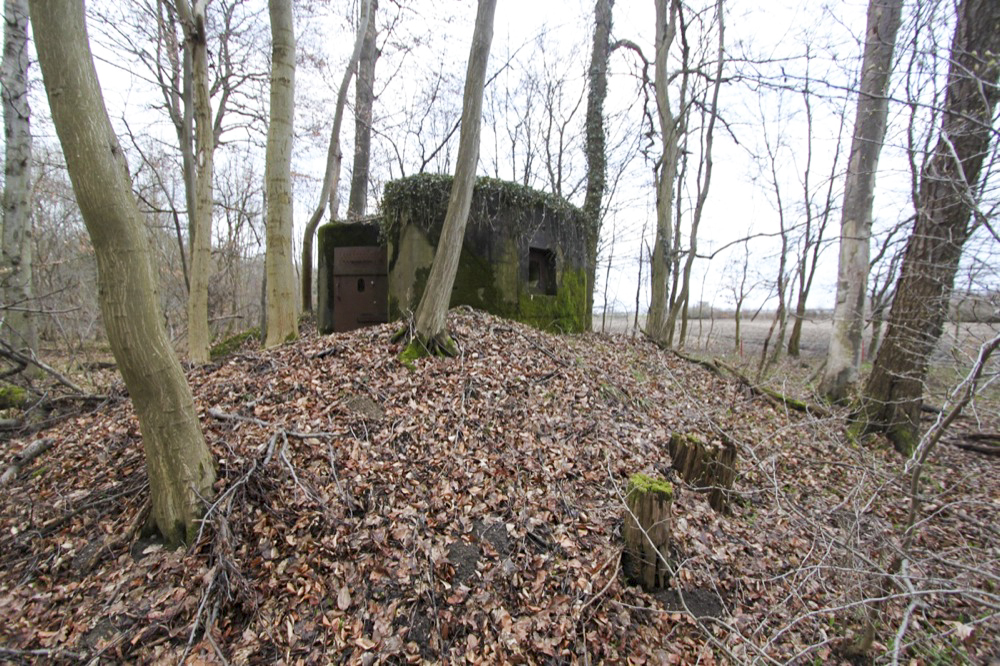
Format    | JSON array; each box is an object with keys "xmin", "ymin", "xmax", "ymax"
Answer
[
  {"xmin": 668, "ymin": 433, "xmax": 737, "ymax": 513},
  {"xmin": 623, "ymin": 473, "xmax": 673, "ymax": 591}
]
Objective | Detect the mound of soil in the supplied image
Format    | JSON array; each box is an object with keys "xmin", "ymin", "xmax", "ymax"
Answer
[{"xmin": 0, "ymin": 309, "xmax": 996, "ymax": 664}]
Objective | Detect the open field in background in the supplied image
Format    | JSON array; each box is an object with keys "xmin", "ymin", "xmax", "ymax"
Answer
[
  {"xmin": 594, "ymin": 314, "xmax": 1000, "ymax": 408},
  {"xmin": 595, "ymin": 314, "xmax": 999, "ymax": 363}
]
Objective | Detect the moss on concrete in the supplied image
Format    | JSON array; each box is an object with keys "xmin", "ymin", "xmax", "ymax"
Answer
[
  {"xmin": 516, "ymin": 267, "xmax": 589, "ymax": 333},
  {"xmin": 381, "ymin": 173, "xmax": 589, "ymax": 334}
]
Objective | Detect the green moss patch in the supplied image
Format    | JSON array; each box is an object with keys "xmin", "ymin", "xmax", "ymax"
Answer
[
  {"xmin": 210, "ymin": 328, "xmax": 261, "ymax": 361},
  {"xmin": 627, "ymin": 473, "xmax": 673, "ymax": 499},
  {"xmin": 0, "ymin": 384, "xmax": 28, "ymax": 409},
  {"xmin": 382, "ymin": 174, "xmax": 589, "ymax": 334}
]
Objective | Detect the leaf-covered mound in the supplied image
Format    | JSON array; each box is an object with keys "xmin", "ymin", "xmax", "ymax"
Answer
[{"xmin": 0, "ymin": 309, "xmax": 997, "ymax": 664}]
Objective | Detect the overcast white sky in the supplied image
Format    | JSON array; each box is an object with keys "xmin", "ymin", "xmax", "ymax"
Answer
[{"xmin": 40, "ymin": 0, "xmax": 995, "ymax": 319}]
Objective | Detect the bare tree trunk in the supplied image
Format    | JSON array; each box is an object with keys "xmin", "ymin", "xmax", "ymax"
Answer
[
  {"xmin": 347, "ymin": 0, "xmax": 378, "ymax": 219},
  {"xmin": 300, "ymin": 0, "xmax": 372, "ymax": 313},
  {"xmin": 646, "ymin": 0, "xmax": 680, "ymax": 344},
  {"xmin": 177, "ymin": 0, "xmax": 215, "ymax": 364},
  {"xmin": 633, "ymin": 232, "xmax": 646, "ymax": 338},
  {"xmin": 820, "ymin": 0, "xmax": 903, "ymax": 400},
  {"xmin": 1, "ymin": 0, "xmax": 37, "ymax": 359},
  {"xmin": 859, "ymin": 0, "xmax": 1000, "ymax": 453},
  {"xmin": 31, "ymin": 0, "xmax": 215, "ymax": 546},
  {"xmin": 666, "ymin": 0, "xmax": 724, "ymax": 349},
  {"xmin": 583, "ymin": 0, "xmax": 614, "ymax": 330},
  {"xmin": 759, "ymin": 123, "xmax": 790, "ymax": 374},
  {"xmin": 788, "ymin": 69, "xmax": 844, "ymax": 358},
  {"xmin": 411, "ymin": 0, "xmax": 496, "ymax": 354},
  {"xmin": 264, "ymin": 0, "xmax": 298, "ymax": 347}
]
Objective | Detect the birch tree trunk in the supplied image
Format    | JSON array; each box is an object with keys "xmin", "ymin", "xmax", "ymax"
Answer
[
  {"xmin": 300, "ymin": 0, "xmax": 372, "ymax": 313},
  {"xmin": 410, "ymin": 0, "xmax": 496, "ymax": 355},
  {"xmin": 177, "ymin": 0, "xmax": 215, "ymax": 364},
  {"xmin": 859, "ymin": 0, "xmax": 1000, "ymax": 453},
  {"xmin": 30, "ymin": 0, "xmax": 215, "ymax": 546},
  {"xmin": 1, "ymin": 0, "xmax": 37, "ymax": 359},
  {"xmin": 348, "ymin": 0, "xmax": 378, "ymax": 220},
  {"xmin": 582, "ymin": 0, "xmax": 614, "ymax": 330},
  {"xmin": 646, "ymin": 0, "xmax": 680, "ymax": 344},
  {"xmin": 264, "ymin": 0, "xmax": 298, "ymax": 347},
  {"xmin": 820, "ymin": 0, "xmax": 903, "ymax": 401}
]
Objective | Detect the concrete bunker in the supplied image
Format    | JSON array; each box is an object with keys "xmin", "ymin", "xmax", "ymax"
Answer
[{"xmin": 317, "ymin": 174, "xmax": 589, "ymax": 334}]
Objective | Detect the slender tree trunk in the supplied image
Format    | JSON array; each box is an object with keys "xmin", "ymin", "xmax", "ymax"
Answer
[
  {"xmin": 300, "ymin": 0, "xmax": 372, "ymax": 313},
  {"xmin": 348, "ymin": 0, "xmax": 378, "ymax": 220},
  {"xmin": 859, "ymin": 0, "xmax": 1000, "ymax": 453},
  {"xmin": 733, "ymin": 301, "xmax": 742, "ymax": 355},
  {"xmin": 177, "ymin": 0, "xmax": 214, "ymax": 364},
  {"xmin": 788, "ymin": 97, "xmax": 843, "ymax": 358},
  {"xmin": 1, "ymin": 0, "xmax": 37, "ymax": 359},
  {"xmin": 583, "ymin": 0, "xmax": 614, "ymax": 330},
  {"xmin": 30, "ymin": 0, "xmax": 215, "ymax": 546},
  {"xmin": 646, "ymin": 0, "xmax": 680, "ymax": 344},
  {"xmin": 820, "ymin": 0, "xmax": 903, "ymax": 400},
  {"xmin": 264, "ymin": 0, "xmax": 298, "ymax": 346},
  {"xmin": 787, "ymin": 71, "xmax": 815, "ymax": 360},
  {"xmin": 666, "ymin": 0, "xmax": 724, "ymax": 348},
  {"xmin": 411, "ymin": 0, "xmax": 496, "ymax": 354}
]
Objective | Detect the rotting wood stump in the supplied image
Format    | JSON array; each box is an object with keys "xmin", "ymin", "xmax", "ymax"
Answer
[
  {"xmin": 668, "ymin": 432, "xmax": 737, "ymax": 513},
  {"xmin": 622, "ymin": 473, "xmax": 673, "ymax": 591}
]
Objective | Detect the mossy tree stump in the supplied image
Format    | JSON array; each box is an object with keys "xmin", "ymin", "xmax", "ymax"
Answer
[
  {"xmin": 623, "ymin": 473, "xmax": 673, "ymax": 591},
  {"xmin": 668, "ymin": 433, "xmax": 737, "ymax": 513}
]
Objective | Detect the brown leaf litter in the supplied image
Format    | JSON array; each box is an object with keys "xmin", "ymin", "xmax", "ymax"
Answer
[{"xmin": 0, "ymin": 309, "xmax": 997, "ymax": 664}]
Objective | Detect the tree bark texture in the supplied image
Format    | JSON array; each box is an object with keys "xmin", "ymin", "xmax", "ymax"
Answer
[
  {"xmin": 622, "ymin": 474, "xmax": 673, "ymax": 591},
  {"xmin": 646, "ymin": 0, "xmax": 679, "ymax": 344},
  {"xmin": 582, "ymin": 0, "xmax": 613, "ymax": 329},
  {"xmin": 264, "ymin": 0, "xmax": 298, "ymax": 347},
  {"xmin": 860, "ymin": 0, "xmax": 1000, "ymax": 452},
  {"xmin": 177, "ymin": 0, "xmax": 215, "ymax": 364},
  {"xmin": 1, "ymin": 0, "xmax": 37, "ymax": 358},
  {"xmin": 820, "ymin": 0, "xmax": 903, "ymax": 401},
  {"xmin": 30, "ymin": 0, "xmax": 215, "ymax": 546},
  {"xmin": 668, "ymin": 432, "xmax": 736, "ymax": 513},
  {"xmin": 300, "ymin": 0, "xmax": 372, "ymax": 313},
  {"xmin": 347, "ymin": 0, "xmax": 378, "ymax": 220},
  {"xmin": 665, "ymin": 0, "xmax": 724, "ymax": 347},
  {"xmin": 412, "ymin": 0, "xmax": 496, "ymax": 350}
]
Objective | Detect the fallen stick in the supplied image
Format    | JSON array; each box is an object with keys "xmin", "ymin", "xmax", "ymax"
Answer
[
  {"xmin": 0, "ymin": 437, "xmax": 55, "ymax": 486},
  {"xmin": 951, "ymin": 441, "xmax": 1000, "ymax": 456},
  {"xmin": 0, "ymin": 340, "xmax": 92, "ymax": 396},
  {"xmin": 207, "ymin": 408, "xmax": 336, "ymax": 439},
  {"xmin": 660, "ymin": 343, "xmax": 832, "ymax": 418},
  {"xmin": 0, "ymin": 647, "xmax": 86, "ymax": 661}
]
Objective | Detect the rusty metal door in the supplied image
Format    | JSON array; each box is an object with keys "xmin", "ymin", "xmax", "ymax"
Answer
[{"xmin": 333, "ymin": 246, "xmax": 388, "ymax": 332}]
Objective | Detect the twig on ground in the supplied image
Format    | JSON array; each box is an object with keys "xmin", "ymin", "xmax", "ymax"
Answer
[
  {"xmin": 0, "ymin": 339, "xmax": 99, "ymax": 397},
  {"xmin": 1, "ymin": 437, "xmax": 55, "ymax": 486},
  {"xmin": 207, "ymin": 408, "xmax": 336, "ymax": 439},
  {"xmin": 0, "ymin": 646, "xmax": 87, "ymax": 660}
]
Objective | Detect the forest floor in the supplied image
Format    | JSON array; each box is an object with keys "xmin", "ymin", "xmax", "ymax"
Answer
[{"xmin": 0, "ymin": 309, "xmax": 997, "ymax": 664}]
